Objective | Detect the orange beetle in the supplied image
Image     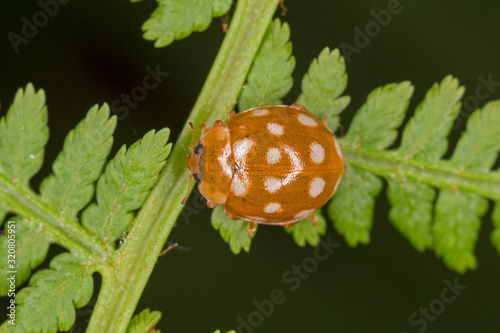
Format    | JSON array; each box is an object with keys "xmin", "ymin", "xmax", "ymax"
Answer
[{"xmin": 185, "ymin": 104, "xmax": 344, "ymax": 234}]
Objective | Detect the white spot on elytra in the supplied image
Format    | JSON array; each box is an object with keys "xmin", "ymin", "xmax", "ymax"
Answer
[
  {"xmin": 231, "ymin": 138, "xmax": 254, "ymax": 197},
  {"xmin": 245, "ymin": 215, "xmax": 267, "ymax": 222},
  {"xmin": 267, "ymin": 147, "xmax": 281, "ymax": 164},
  {"xmin": 231, "ymin": 173, "xmax": 249, "ymax": 197},
  {"xmin": 233, "ymin": 138, "xmax": 255, "ymax": 168},
  {"xmin": 310, "ymin": 142, "xmax": 325, "ymax": 164},
  {"xmin": 218, "ymin": 142, "xmax": 233, "ymax": 178},
  {"xmin": 297, "ymin": 113, "xmax": 318, "ymax": 127},
  {"xmin": 267, "ymin": 123, "xmax": 284, "ymax": 136},
  {"xmin": 252, "ymin": 109, "xmax": 269, "ymax": 116},
  {"xmin": 281, "ymin": 145, "xmax": 304, "ymax": 186},
  {"xmin": 264, "ymin": 203, "xmax": 281, "ymax": 213},
  {"xmin": 264, "ymin": 177, "xmax": 282, "ymax": 193},
  {"xmin": 264, "ymin": 145, "xmax": 305, "ymax": 194},
  {"xmin": 309, "ymin": 177, "xmax": 325, "ymax": 198},
  {"xmin": 294, "ymin": 209, "xmax": 315, "ymax": 219}
]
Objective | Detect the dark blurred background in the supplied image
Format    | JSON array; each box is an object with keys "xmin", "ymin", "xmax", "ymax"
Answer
[{"xmin": 1, "ymin": 1, "xmax": 500, "ymax": 332}]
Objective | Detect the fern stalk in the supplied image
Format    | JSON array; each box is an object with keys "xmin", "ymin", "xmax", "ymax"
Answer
[
  {"xmin": 343, "ymin": 148, "xmax": 500, "ymax": 200},
  {"xmin": 86, "ymin": 0, "xmax": 281, "ymax": 331},
  {"xmin": 0, "ymin": 173, "xmax": 106, "ymax": 257}
]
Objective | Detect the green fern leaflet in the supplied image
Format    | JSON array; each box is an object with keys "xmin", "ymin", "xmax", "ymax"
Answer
[{"xmin": 0, "ymin": 84, "xmax": 171, "ymax": 332}]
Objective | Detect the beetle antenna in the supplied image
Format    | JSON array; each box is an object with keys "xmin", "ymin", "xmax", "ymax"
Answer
[{"xmin": 182, "ymin": 122, "xmax": 196, "ymax": 205}]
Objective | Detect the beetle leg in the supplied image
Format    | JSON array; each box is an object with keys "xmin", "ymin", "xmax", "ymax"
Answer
[
  {"xmin": 214, "ymin": 120, "xmax": 226, "ymax": 127},
  {"xmin": 206, "ymin": 200, "xmax": 217, "ymax": 208},
  {"xmin": 200, "ymin": 123, "xmax": 209, "ymax": 134},
  {"xmin": 221, "ymin": 12, "xmax": 231, "ymax": 33},
  {"xmin": 321, "ymin": 116, "xmax": 328, "ymax": 127},
  {"xmin": 247, "ymin": 222, "xmax": 256, "ymax": 237},
  {"xmin": 223, "ymin": 209, "xmax": 239, "ymax": 220},
  {"xmin": 279, "ymin": 0, "xmax": 288, "ymax": 15},
  {"xmin": 159, "ymin": 243, "xmax": 178, "ymax": 256},
  {"xmin": 308, "ymin": 213, "xmax": 318, "ymax": 226},
  {"xmin": 228, "ymin": 111, "xmax": 236, "ymax": 120}
]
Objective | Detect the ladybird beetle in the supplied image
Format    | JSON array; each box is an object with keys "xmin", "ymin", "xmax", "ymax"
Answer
[{"xmin": 185, "ymin": 104, "xmax": 344, "ymax": 234}]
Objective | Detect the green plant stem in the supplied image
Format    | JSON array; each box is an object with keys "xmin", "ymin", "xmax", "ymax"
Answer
[
  {"xmin": 343, "ymin": 147, "xmax": 500, "ymax": 199},
  {"xmin": 86, "ymin": 1, "xmax": 281, "ymax": 332},
  {"xmin": 0, "ymin": 173, "xmax": 107, "ymax": 257}
]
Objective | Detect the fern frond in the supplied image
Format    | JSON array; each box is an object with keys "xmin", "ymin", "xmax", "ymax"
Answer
[
  {"xmin": 329, "ymin": 81, "xmax": 413, "ymax": 245},
  {"xmin": 342, "ymin": 81, "xmax": 413, "ymax": 150},
  {"xmin": 239, "ymin": 18, "xmax": 295, "ymax": 110},
  {"xmin": 433, "ymin": 101, "xmax": 500, "ymax": 272},
  {"xmin": 385, "ymin": 77, "xmax": 463, "ymax": 252},
  {"xmin": 126, "ymin": 309, "xmax": 162, "ymax": 333},
  {"xmin": 211, "ymin": 205, "xmax": 256, "ymax": 254},
  {"xmin": 0, "ymin": 253, "xmax": 94, "ymax": 332},
  {"xmin": 450, "ymin": 101, "xmax": 500, "ymax": 172},
  {"xmin": 141, "ymin": 0, "xmax": 232, "ymax": 47},
  {"xmin": 0, "ymin": 102, "xmax": 121, "ymax": 291},
  {"xmin": 82, "ymin": 129, "xmax": 171, "ymax": 244},
  {"xmin": 284, "ymin": 210, "xmax": 326, "ymax": 247},
  {"xmin": 0, "ymin": 218, "xmax": 50, "ymax": 295},
  {"xmin": 0, "ymin": 83, "xmax": 48, "ymax": 187},
  {"xmin": 334, "ymin": 76, "xmax": 464, "ymax": 253},
  {"xmin": 332, "ymin": 74, "xmax": 500, "ymax": 273},
  {"xmin": 40, "ymin": 105, "xmax": 116, "ymax": 220},
  {"xmin": 399, "ymin": 76, "xmax": 464, "ymax": 160},
  {"xmin": 328, "ymin": 166, "xmax": 382, "ymax": 246},
  {"xmin": 434, "ymin": 191, "xmax": 487, "ymax": 272},
  {"xmin": 0, "ymin": 83, "xmax": 176, "ymax": 331},
  {"xmin": 387, "ymin": 180, "xmax": 435, "ymax": 251},
  {"xmin": 296, "ymin": 47, "xmax": 350, "ymax": 132},
  {"xmin": 0, "ymin": 84, "xmax": 53, "ymax": 293}
]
